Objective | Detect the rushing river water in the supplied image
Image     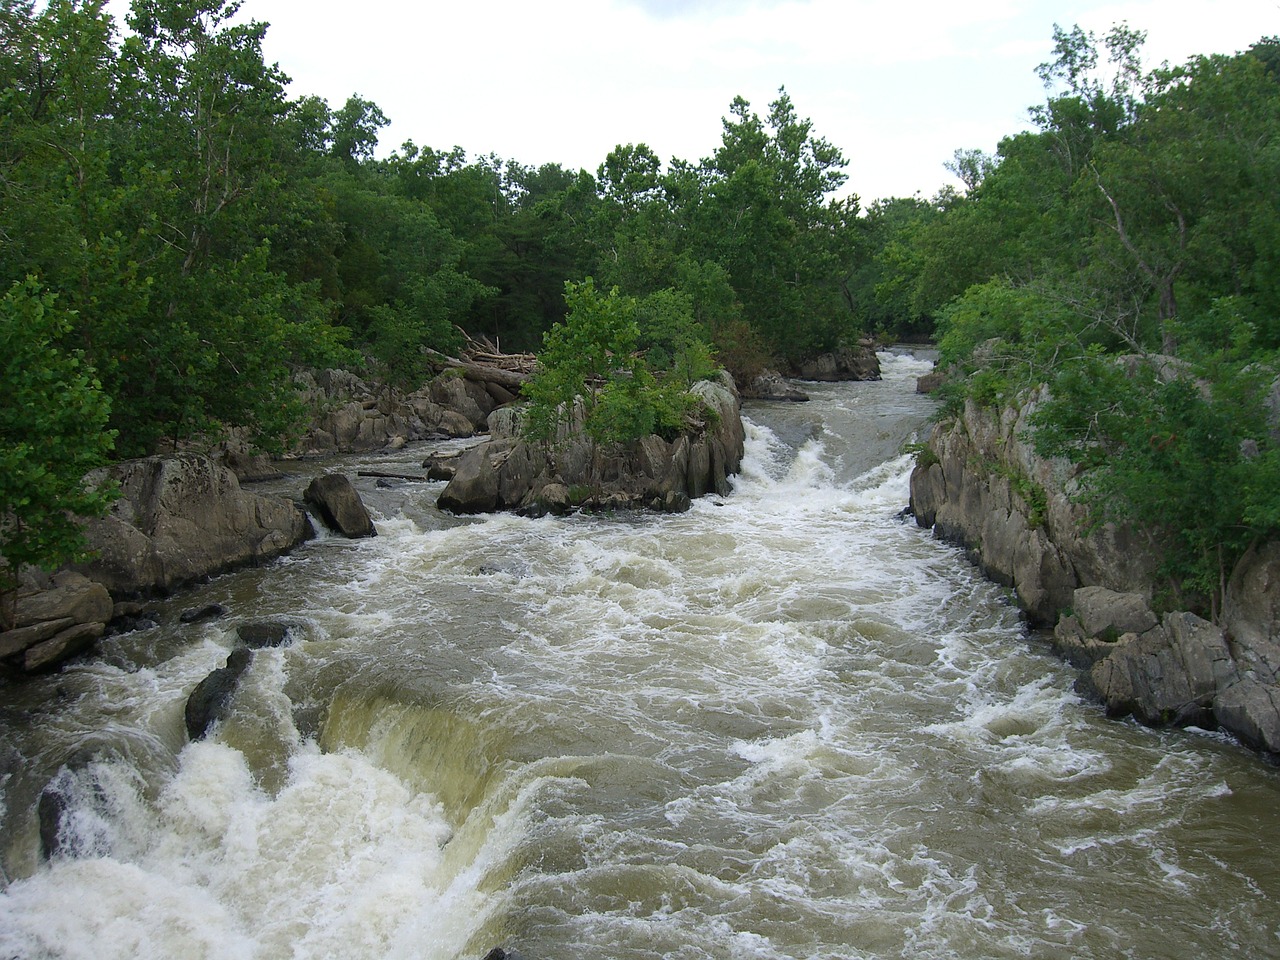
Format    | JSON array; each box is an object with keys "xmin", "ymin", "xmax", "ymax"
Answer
[{"xmin": 3, "ymin": 351, "xmax": 1280, "ymax": 960}]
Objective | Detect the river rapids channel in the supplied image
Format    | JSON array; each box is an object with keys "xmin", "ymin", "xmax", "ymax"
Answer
[{"xmin": 1, "ymin": 350, "xmax": 1278, "ymax": 959}]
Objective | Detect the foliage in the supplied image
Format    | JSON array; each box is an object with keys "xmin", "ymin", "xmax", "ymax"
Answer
[
  {"xmin": 521, "ymin": 279, "xmax": 713, "ymax": 454},
  {"xmin": 1031, "ymin": 352, "xmax": 1278, "ymax": 617},
  {"xmin": 0, "ymin": 280, "xmax": 117, "ymax": 615}
]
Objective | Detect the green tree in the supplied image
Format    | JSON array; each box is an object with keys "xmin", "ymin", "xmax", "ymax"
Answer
[
  {"xmin": 0, "ymin": 280, "xmax": 116, "ymax": 624},
  {"xmin": 522, "ymin": 279, "xmax": 706, "ymax": 463}
]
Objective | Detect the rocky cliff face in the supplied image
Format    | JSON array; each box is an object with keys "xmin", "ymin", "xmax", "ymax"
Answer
[
  {"xmin": 910, "ymin": 394, "xmax": 1280, "ymax": 755},
  {"xmin": 437, "ymin": 373, "xmax": 747, "ymax": 515}
]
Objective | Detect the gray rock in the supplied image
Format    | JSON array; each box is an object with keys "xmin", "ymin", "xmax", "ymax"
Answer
[
  {"xmin": 303, "ymin": 474, "xmax": 377, "ymax": 538},
  {"xmin": 23, "ymin": 622, "xmax": 105, "ymax": 672},
  {"xmin": 14, "ymin": 572, "xmax": 113, "ymax": 630},
  {"xmin": 1072, "ymin": 586, "xmax": 1158, "ymax": 638},
  {"xmin": 916, "ymin": 370, "xmax": 945, "ymax": 394},
  {"xmin": 1215, "ymin": 678, "xmax": 1280, "ymax": 753},
  {"xmin": 745, "ymin": 370, "xmax": 809, "ymax": 402},
  {"xmin": 77, "ymin": 455, "xmax": 310, "ymax": 596},
  {"xmin": 185, "ymin": 648, "xmax": 254, "ymax": 741},
  {"xmin": 0, "ymin": 618, "xmax": 76, "ymax": 659},
  {"xmin": 236, "ymin": 621, "xmax": 294, "ymax": 648},
  {"xmin": 1090, "ymin": 613, "xmax": 1228, "ymax": 728},
  {"xmin": 437, "ymin": 373, "xmax": 745, "ymax": 515},
  {"xmin": 1, "ymin": 572, "xmax": 114, "ymax": 672},
  {"xmin": 790, "ymin": 341, "xmax": 882, "ymax": 381}
]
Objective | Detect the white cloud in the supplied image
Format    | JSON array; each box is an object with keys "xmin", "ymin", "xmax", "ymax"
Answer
[{"xmin": 103, "ymin": 0, "xmax": 1279, "ymax": 201}]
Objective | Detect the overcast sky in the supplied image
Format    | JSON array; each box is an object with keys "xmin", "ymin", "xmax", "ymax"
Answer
[{"xmin": 110, "ymin": 0, "xmax": 1278, "ymax": 202}]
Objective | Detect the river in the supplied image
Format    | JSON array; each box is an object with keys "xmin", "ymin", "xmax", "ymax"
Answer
[{"xmin": 2, "ymin": 351, "xmax": 1279, "ymax": 959}]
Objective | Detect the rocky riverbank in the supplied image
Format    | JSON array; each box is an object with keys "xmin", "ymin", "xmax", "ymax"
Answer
[
  {"xmin": 909, "ymin": 391, "xmax": 1280, "ymax": 755},
  {"xmin": 2, "ymin": 365, "xmax": 751, "ymax": 674}
]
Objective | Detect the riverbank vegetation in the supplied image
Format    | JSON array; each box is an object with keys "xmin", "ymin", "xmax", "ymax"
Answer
[
  {"xmin": 4, "ymin": 0, "xmax": 1280, "ymax": 613},
  {"xmin": 897, "ymin": 25, "xmax": 1280, "ymax": 618}
]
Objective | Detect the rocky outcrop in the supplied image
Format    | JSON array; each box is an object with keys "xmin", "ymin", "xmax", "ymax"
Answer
[
  {"xmin": 74, "ymin": 455, "xmax": 311, "ymax": 597},
  {"xmin": 438, "ymin": 373, "xmax": 746, "ymax": 515},
  {"xmin": 303, "ymin": 474, "xmax": 377, "ymax": 538},
  {"xmin": 2, "ymin": 572, "xmax": 114, "ymax": 673},
  {"xmin": 910, "ymin": 395, "xmax": 1280, "ymax": 756},
  {"xmin": 910, "ymin": 394, "xmax": 1155, "ymax": 625},
  {"xmin": 788, "ymin": 341, "xmax": 881, "ymax": 382},
  {"xmin": 293, "ymin": 369, "xmax": 500, "ymax": 457},
  {"xmin": 2, "ymin": 455, "xmax": 312, "ymax": 673},
  {"xmin": 742, "ymin": 370, "xmax": 810, "ymax": 402}
]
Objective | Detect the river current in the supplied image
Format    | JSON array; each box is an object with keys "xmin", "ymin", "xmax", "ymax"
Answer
[{"xmin": 2, "ymin": 351, "xmax": 1279, "ymax": 959}]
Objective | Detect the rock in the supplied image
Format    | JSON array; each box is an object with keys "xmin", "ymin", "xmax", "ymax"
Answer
[
  {"xmin": 303, "ymin": 473, "xmax": 377, "ymax": 538},
  {"xmin": 916, "ymin": 370, "xmax": 945, "ymax": 394},
  {"xmin": 236, "ymin": 621, "xmax": 294, "ymax": 648},
  {"xmin": 436, "ymin": 443, "xmax": 504, "ymax": 514},
  {"xmin": 0, "ymin": 619, "xmax": 76, "ymax": 659},
  {"xmin": 13, "ymin": 572, "xmax": 113, "ymax": 631},
  {"xmin": 76, "ymin": 454, "xmax": 311, "ymax": 596},
  {"xmin": 1089, "ymin": 613, "xmax": 1231, "ymax": 728},
  {"xmin": 38, "ymin": 776, "xmax": 72, "ymax": 860},
  {"xmin": 530, "ymin": 482, "xmax": 573, "ymax": 516},
  {"xmin": 1052, "ymin": 614, "xmax": 1124, "ymax": 669},
  {"xmin": 1, "ymin": 572, "xmax": 114, "ymax": 672},
  {"xmin": 744, "ymin": 369, "xmax": 809, "ymax": 402},
  {"xmin": 180, "ymin": 603, "xmax": 227, "ymax": 624},
  {"xmin": 185, "ymin": 648, "xmax": 254, "ymax": 741},
  {"xmin": 23, "ymin": 622, "xmax": 105, "ymax": 673},
  {"xmin": 437, "ymin": 373, "xmax": 745, "ymax": 515},
  {"xmin": 38, "ymin": 754, "xmax": 118, "ymax": 860},
  {"xmin": 1072, "ymin": 586, "xmax": 1158, "ymax": 638},
  {"xmin": 790, "ymin": 341, "xmax": 882, "ymax": 382},
  {"xmin": 1215, "ymin": 678, "xmax": 1280, "ymax": 753}
]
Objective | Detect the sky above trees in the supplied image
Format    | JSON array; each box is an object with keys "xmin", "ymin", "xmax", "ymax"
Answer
[{"xmin": 104, "ymin": 0, "xmax": 1280, "ymax": 201}]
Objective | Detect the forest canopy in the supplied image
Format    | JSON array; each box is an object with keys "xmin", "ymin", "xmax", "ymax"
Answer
[{"xmin": 4, "ymin": 0, "xmax": 1280, "ymax": 607}]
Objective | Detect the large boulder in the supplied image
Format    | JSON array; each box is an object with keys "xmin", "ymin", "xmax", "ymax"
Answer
[
  {"xmin": 1, "ymin": 571, "xmax": 114, "ymax": 673},
  {"xmin": 303, "ymin": 474, "xmax": 377, "ymax": 538},
  {"xmin": 742, "ymin": 370, "xmax": 810, "ymax": 402},
  {"xmin": 1089, "ymin": 613, "xmax": 1234, "ymax": 728},
  {"xmin": 75, "ymin": 454, "xmax": 311, "ymax": 597},
  {"xmin": 789, "ymin": 341, "xmax": 881, "ymax": 382},
  {"xmin": 438, "ymin": 373, "xmax": 746, "ymax": 515}
]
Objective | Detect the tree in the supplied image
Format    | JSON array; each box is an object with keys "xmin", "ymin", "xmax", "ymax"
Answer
[
  {"xmin": 521, "ymin": 279, "xmax": 707, "ymax": 470},
  {"xmin": 0, "ymin": 280, "xmax": 116, "ymax": 625},
  {"xmin": 694, "ymin": 89, "xmax": 861, "ymax": 361}
]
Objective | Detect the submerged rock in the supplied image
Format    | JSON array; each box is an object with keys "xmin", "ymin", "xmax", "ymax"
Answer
[
  {"xmin": 185, "ymin": 648, "xmax": 254, "ymax": 741},
  {"xmin": 179, "ymin": 603, "xmax": 227, "ymax": 624},
  {"xmin": 236, "ymin": 621, "xmax": 295, "ymax": 648}
]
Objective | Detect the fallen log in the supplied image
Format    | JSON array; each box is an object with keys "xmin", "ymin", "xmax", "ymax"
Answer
[
  {"xmin": 356, "ymin": 470, "xmax": 429, "ymax": 482},
  {"xmin": 426, "ymin": 350, "xmax": 533, "ymax": 390}
]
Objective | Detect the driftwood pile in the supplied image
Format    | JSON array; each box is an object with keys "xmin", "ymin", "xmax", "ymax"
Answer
[{"xmin": 428, "ymin": 334, "xmax": 537, "ymax": 391}]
